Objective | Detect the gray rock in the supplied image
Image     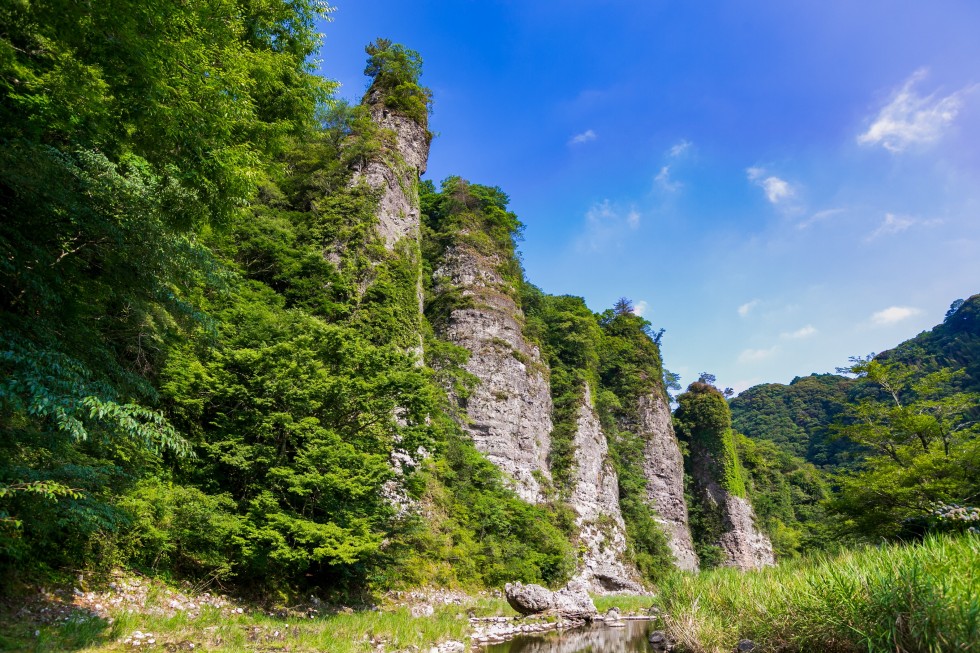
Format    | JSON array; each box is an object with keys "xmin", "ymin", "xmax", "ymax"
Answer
[
  {"xmin": 567, "ymin": 385, "xmax": 646, "ymax": 592},
  {"xmin": 552, "ymin": 580, "xmax": 598, "ymax": 620},
  {"xmin": 351, "ymin": 88, "xmax": 430, "ymax": 252},
  {"xmin": 638, "ymin": 392, "xmax": 699, "ymax": 571},
  {"xmin": 648, "ymin": 630, "xmax": 673, "ymax": 652},
  {"xmin": 503, "ymin": 581, "xmax": 597, "ymax": 620},
  {"xmin": 434, "ymin": 245, "xmax": 553, "ymax": 502},
  {"xmin": 504, "ymin": 582, "xmax": 555, "ymax": 615},
  {"xmin": 692, "ymin": 449, "xmax": 775, "ymax": 570},
  {"xmin": 735, "ymin": 639, "xmax": 756, "ymax": 652}
]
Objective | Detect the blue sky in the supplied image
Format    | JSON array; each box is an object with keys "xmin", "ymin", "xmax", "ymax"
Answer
[{"xmin": 316, "ymin": 1, "xmax": 980, "ymax": 392}]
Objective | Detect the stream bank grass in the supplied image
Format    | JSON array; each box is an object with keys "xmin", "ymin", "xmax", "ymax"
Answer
[
  {"xmin": 0, "ymin": 593, "xmax": 518, "ymax": 652},
  {"xmin": 660, "ymin": 533, "xmax": 980, "ymax": 653}
]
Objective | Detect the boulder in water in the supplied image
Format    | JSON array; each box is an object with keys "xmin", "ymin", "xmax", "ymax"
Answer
[{"xmin": 504, "ymin": 580, "xmax": 597, "ymax": 620}]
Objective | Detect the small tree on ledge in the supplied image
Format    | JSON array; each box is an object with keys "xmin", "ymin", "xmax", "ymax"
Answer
[{"xmin": 363, "ymin": 38, "xmax": 432, "ymax": 123}]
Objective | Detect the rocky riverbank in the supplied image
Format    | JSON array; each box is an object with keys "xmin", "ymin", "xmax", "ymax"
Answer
[{"xmin": 0, "ymin": 571, "xmax": 661, "ymax": 652}]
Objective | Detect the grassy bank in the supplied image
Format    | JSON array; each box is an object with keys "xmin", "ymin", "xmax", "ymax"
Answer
[
  {"xmin": 0, "ymin": 576, "xmax": 662, "ymax": 653},
  {"xmin": 0, "ymin": 587, "xmax": 510, "ymax": 652},
  {"xmin": 659, "ymin": 533, "xmax": 980, "ymax": 653}
]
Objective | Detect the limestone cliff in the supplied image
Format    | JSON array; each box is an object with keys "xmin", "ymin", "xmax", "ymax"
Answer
[
  {"xmin": 567, "ymin": 385, "xmax": 644, "ymax": 592},
  {"xmin": 433, "ymin": 243, "xmax": 553, "ymax": 503},
  {"xmin": 352, "ymin": 88, "xmax": 430, "ymax": 252},
  {"xmin": 677, "ymin": 382, "xmax": 774, "ymax": 570},
  {"xmin": 637, "ymin": 392, "xmax": 699, "ymax": 571},
  {"xmin": 691, "ymin": 450, "xmax": 775, "ymax": 569},
  {"xmin": 347, "ymin": 87, "xmax": 430, "ymax": 350}
]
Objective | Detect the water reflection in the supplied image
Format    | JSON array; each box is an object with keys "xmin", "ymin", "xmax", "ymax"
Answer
[{"xmin": 481, "ymin": 620, "xmax": 653, "ymax": 653}]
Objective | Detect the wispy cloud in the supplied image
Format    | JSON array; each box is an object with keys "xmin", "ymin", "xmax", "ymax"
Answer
[
  {"xmin": 668, "ymin": 139, "xmax": 692, "ymax": 158},
  {"xmin": 870, "ymin": 306, "xmax": 922, "ymax": 326},
  {"xmin": 858, "ymin": 69, "xmax": 973, "ymax": 153},
  {"xmin": 866, "ymin": 212, "xmax": 943, "ymax": 241},
  {"xmin": 747, "ymin": 167, "xmax": 795, "ymax": 204},
  {"xmin": 633, "ymin": 300, "xmax": 648, "ymax": 317},
  {"xmin": 569, "ymin": 129, "xmax": 597, "ymax": 145},
  {"xmin": 798, "ymin": 208, "xmax": 845, "ymax": 230},
  {"xmin": 655, "ymin": 165, "xmax": 681, "ymax": 192},
  {"xmin": 738, "ymin": 299, "xmax": 760, "ymax": 317},
  {"xmin": 738, "ymin": 346, "xmax": 779, "ymax": 364},
  {"xmin": 781, "ymin": 325, "xmax": 817, "ymax": 340},
  {"xmin": 578, "ymin": 199, "xmax": 641, "ymax": 250},
  {"xmin": 867, "ymin": 213, "xmax": 915, "ymax": 240}
]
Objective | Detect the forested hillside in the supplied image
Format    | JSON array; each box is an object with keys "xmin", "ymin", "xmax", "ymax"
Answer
[
  {"xmin": 730, "ymin": 296, "xmax": 980, "ymax": 545},
  {"xmin": 3, "ymin": 0, "xmax": 976, "ymax": 612},
  {"xmin": 2, "ymin": 1, "xmax": 728, "ymax": 597}
]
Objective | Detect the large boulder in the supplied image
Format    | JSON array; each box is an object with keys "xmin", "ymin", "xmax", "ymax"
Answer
[
  {"xmin": 504, "ymin": 582, "xmax": 554, "ymax": 615},
  {"xmin": 504, "ymin": 581, "xmax": 597, "ymax": 620},
  {"xmin": 553, "ymin": 581, "xmax": 598, "ymax": 619}
]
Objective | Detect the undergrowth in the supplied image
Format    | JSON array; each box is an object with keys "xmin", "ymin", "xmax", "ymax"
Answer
[{"xmin": 660, "ymin": 533, "xmax": 980, "ymax": 653}]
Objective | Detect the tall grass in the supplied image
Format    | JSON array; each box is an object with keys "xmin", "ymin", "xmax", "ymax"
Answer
[
  {"xmin": 0, "ymin": 596, "xmax": 518, "ymax": 652},
  {"xmin": 659, "ymin": 533, "xmax": 980, "ymax": 652}
]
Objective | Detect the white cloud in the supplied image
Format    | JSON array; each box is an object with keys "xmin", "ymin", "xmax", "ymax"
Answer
[
  {"xmin": 870, "ymin": 306, "xmax": 922, "ymax": 326},
  {"xmin": 781, "ymin": 325, "xmax": 817, "ymax": 340},
  {"xmin": 798, "ymin": 208, "xmax": 845, "ymax": 230},
  {"xmin": 867, "ymin": 213, "xmax": 915, "ymax": 240},
  {"xmin": 738, "ymin": 299, "xmax": 760, "ymax": 317},
  {"xmin": 858, "ymin": 69, "xmax": 972, "ymax": 153},
  {"xmin": 569, "ymin": 129, "xmax": 597, "ymax": 145},
  {"xmin": 747, "ymin": 167, "xmax": 794, "ymax": 204},
  {"xmin": 633, "ymin": 300, "xmax": 648, "ymax": 317},
  {"xmin": 866, "ymin": 212, "xmax": 943, "ymax": 241},
  {"xmin": 655, "ymin": 165, "xmax": 681, "ymax": 192},
  {"xmin": 738, "ymin": 346, "xmax": 779, "ymax": 364},
  {"xmin": 668, "ymin": 139, "xmax": 692, "ymax": 158},
  {"xmin": 579, "ymin": 200, "xmax": 641, "ymax": 250},
  {"xmin": 586, "ymin": 199, "xmax": 616, "ymax": 224}
]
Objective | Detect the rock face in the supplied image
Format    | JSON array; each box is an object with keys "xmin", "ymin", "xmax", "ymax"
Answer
[
  {"xmin": 352, "ymin": 88, "xmax": 430, "ymax": 251},
  {"xmin": 504, "ymin": 581, "xmax": 597, "ymax": 620},
  {"xmin": 348, "ymin": 88, "xmax": 430, "ymax": 354},
  {"xmin": 568, "ymin": 385, "xmax": 645, "ymax": 592},
  {"xmin": 434, "ymin": 245, "xmax": 552, "ymax": 502},
  {"xmin": 638, "ymin": 392, "xmax": 699, "ymax": 571},
  {"xmin": 692, "ymin": 450, "xmax": 775, "ymax": 570},
  {"xmin": 718, "ymin": 494, "xmax": 776, "ymax": 570}
]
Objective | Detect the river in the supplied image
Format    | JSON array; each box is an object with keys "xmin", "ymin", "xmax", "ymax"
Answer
[{"xmin": 478, "ymin": 619, "xmax": 655, "ymax": 652}]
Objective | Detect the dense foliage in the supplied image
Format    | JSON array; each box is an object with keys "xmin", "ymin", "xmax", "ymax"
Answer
[
  {"xmin": 363, "ymin": 38, "xmax": 432, "ymax": 124},
  {"xmin": 829, "ymin": 356, "xmax": 980, "ymax": 539},
  {"xmin": 1, "ymin": 0, "xmax": 330, "ymax": 574},
  {"xmin": 735, "ymin": 434, "xmax": 831, "ymax": 558},
  {"xmin": 730, "ymin": 374, "xmax": 856, "ymax": 467},
  {"xmin": 1, "ymin": 10, "xmax": 577, "ymax": 594},
  {"xmin": 732, "ymin": 296, "xmax": 980, "ymax": 547},
  {"xmin": 674, "ymin": 382, "xmax": 751, "ymax": 567}
]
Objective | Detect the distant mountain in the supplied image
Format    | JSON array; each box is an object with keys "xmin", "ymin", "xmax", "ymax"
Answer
[
  {"xmin": 730, "ymin": 374, "xmax": 854, "ymax": 467},
  {"xmin": 730, "ymin": 294, "xmax": 980, "ymax": 468},
  {"xmin": 878, "ymin": 294, "xmax": 980, "ymax": 390}
]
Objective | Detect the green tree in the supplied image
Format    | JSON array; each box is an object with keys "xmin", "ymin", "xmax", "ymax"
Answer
[
  {"xmin": 363, "ymin": 38, "xmax": 431, "ymax": 123},
  {"xmin": 829, "ymin": 358, "xmax": 980, "ymax": 538},
  {"xmin": 1, "ymin": 0, "xmax": 331, "ymax": 573}
]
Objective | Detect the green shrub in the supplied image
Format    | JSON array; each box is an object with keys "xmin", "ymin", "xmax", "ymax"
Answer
[{"xmin": 118, "ymin": 479, "xmax": 245, "ymax": 580}]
